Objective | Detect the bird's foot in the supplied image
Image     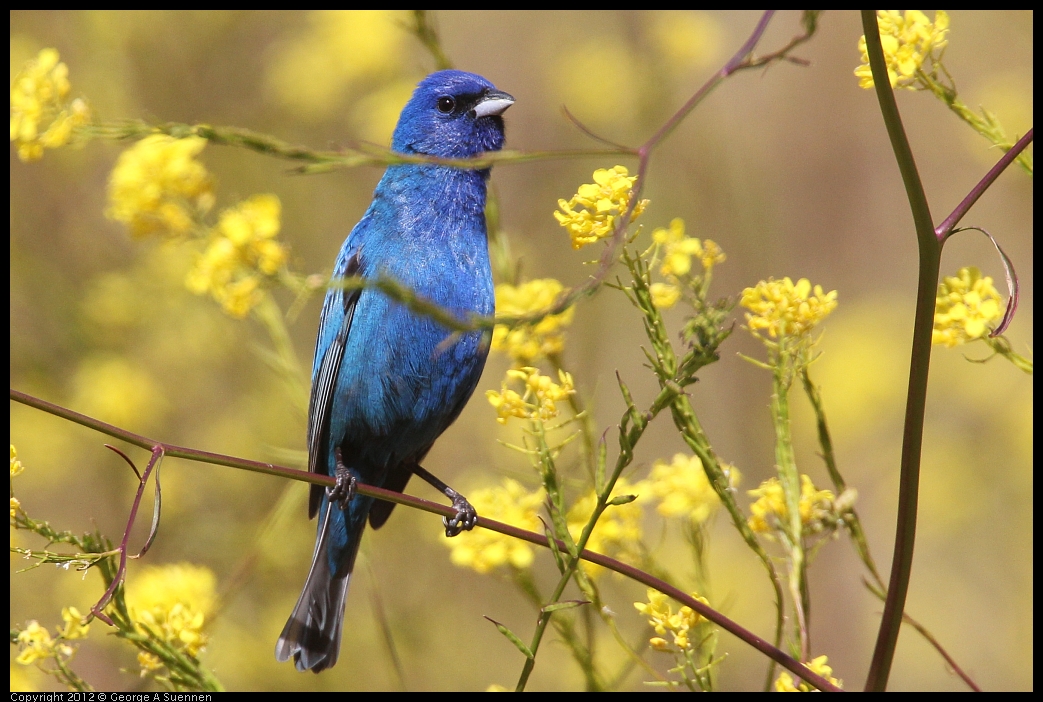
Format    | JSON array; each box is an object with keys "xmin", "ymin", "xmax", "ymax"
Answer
[
  {"xmin": 328, "ymin": 448, "xmax": 357, "ymax": 510},
  {"xmin": 443, "ymin": 491, "xmax": 477, "ymax": 537}
]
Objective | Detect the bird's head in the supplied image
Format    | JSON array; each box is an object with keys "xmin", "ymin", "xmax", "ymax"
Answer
[{"xmin": 391, "ymin": 70, "xmax": 513, "ymax": 160}]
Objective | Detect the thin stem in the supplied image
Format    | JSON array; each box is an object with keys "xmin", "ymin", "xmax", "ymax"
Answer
[
  {"xmin": 86, "ymin": 120, "xmax": 629, "ymax": 172},
  {"xmin": 935, "ymin": 128, "xmax": 1034, "ymax": 240},
  {"xmin": 10, "ymin": 387, "xmax": 839, "ymax": 691},
  {"xmin": 90, "ymin": 446, "xmax": 164, "ymax": 624},
  {"xmin": 860, "ymin": 10, "xmax": 941, "ymax": 691},
  {"xmin": 771, "ymin": 354, "xmax": 808, "ymax": 661},
  {"xmin": 410, "ymin": 10, "xmax": 453, "ymax": 71}
]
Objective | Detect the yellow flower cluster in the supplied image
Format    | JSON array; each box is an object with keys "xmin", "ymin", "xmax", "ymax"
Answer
[
  {"xmin": 932, "ymin": 266, "xmax": 1003, "ymax": 347},
  {"xmin": 649, "ymin": 282, "xmax": 682, "ymax": 310},
  {"xmin": 648, "ymin": 219, "xmax": 726, "ymax": 310},
  {"xmin": 106, "ymin": 135, "xmax": 216, "ymax": 239},
  {"xmin": 486, "ymin": 367, "xmax": 575, "ymax": 425},
  {"xmin": 442, "ymin": 479, "xmax": 546, "ymax": 574},
  {"xmin": 124, "ymin": 563, "xmax": 216, "ymax": 672},
  {"xmin": 14, "ymin": 607, "xmax": 90, "ymax": 666},
  {"xmin": 10, "ymin": 48, "xmax": 90, "ymax": 162},
  {"xmin": 775, "ymin": 654, "xmax": 843, "ymax": 691},
  {"xmin": 647, "ymin": 454, "xmax": 739, "ymax": 525},
  {"xmin": 633, "ymin": 588, "xmax": 709, "ymax": 652},
  {"xmin": 492, "ymin": 279, "xmax": 575, "ymax": 365},
  {"xmin": 740, "ymin": 277, "xmax": 837, "ymax": 340},
  {"xmin": 567, "ymin": 477, "xmax": 647, "ymax": 577},
  {"xmin": 11, "ymin": 444, "xmax": 24, "ymax": 518},
  {"xmin": 15, "ymin": 621, "xmax": 59, "ymax": 665},
  {"xmin": 654, "ymin": 218, "xmax": 725, "ymax": 278},
  {"xmin": 11, "ymin": 444, "xmax": 24, "ymax": 477},
  {"xmin": 185, "ymin": 194, "xmax": 288, "ymax": 318},
  {"xmin": 748, "ymin": 475, "xmax": 835, "ymax": 537},
  {"xmin": 856, "ymin": 10, "xmax": 950, "ymax": 90},
  {"xmin": 555, "ymin": 166, "xmax": 649, "ymax": 249}
]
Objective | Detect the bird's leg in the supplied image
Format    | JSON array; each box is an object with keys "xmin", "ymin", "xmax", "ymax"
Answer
[
  {"xmin": 327, "ymin": 447, "xmax": 357, "ymax": 510},
  {"xmin": 413, "ymin": 464, "xmax": 478, "ymax": 537}
]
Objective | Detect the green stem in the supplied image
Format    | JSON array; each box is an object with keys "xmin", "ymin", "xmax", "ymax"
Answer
[
  {"xmin": 549, "ymin": 353, "xmax": 598, "ymax": 482},
  {"xmin": 919, "ymin": 71, "xmax": 1032, "ymax": 175},
  {"xmin": 801, "ymin": 368, "xmax": 884, "ymax": 585},
  {"xmin": 861, "ymin": 10, "xmax": 942, "ymax": 691},
  {"xmin": 983, "ymin": 336, "xmax": 1034, "ymax": 374},
  {"xmin": 515, "ymin": 384, "xmax": 674, "ymax": 691},
  {"xmin": 410, "ymin": 10, "xmax": 453, "ymax": 71},
  {"xmin": 771, "ymin": 352, "xmax": 808, "ymax": 661},
  {"xmin": 622, "ymin": 249, "xmax": 787, "ymax": 690}
]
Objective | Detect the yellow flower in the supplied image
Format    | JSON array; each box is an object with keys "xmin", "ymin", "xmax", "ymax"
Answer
[
  {"xmin": 933, "ymin": 266, "xmax": 1003, "ymax": 347},
  {"xmin": 649, "ymin": 636, "xmax": 672, "ymax": 652},
  {"xmin": 775, "ymin": 654, "xmax": 843, "ymax": 691},
  {"xmin": 748, "ymin": 475, "xmax": 835, "ymax": 537},
  {"xmin": 855, "ymin": 10, "xmax": 950, "ymax": 90},
  {"xmin": 634, "ymin": 588, "xmax": 709, "ymax": 652},
  {"xmin": 647, "ymin": 454, "xmax": 739, "ymax": 524},
  {"xmin": 741, "ymin": 277, "xmax": 837, "ymax": 340},
  {"xmin": 59, "ymin": 607, "xmax": 90, "ymax": 640},
  {"xmin": 14, "ymin": 607, "xmax": 89, "ymax": 666},
  {"xmin": 567, "ymin": 477, "xmax": 648, "ymax": 577},
  {"xmin": 11, "ymin": 444, "xmax": 24, "ymax": 477},
  {"xmin": 124, "ymin": 562, "xmax": 216, "ymax": 666},
  {"xmin": 15, "ymin": 621, "xmax": 55, "ymax": 665},
  {"xmin": 106, "ymin": 135, "xmax": 215, "ymax": 239},
  {"xmin": 486, "ymin": 367, "xmax": 575, "ymax": 425},
  {"xmin": 555, "ymin": 166, "xmax": 649, "ymax": 249},
  {"xmin": 11, "ymin": 496, "xmax": 21, "ymax": 518},
  {"xmin": 10, "ymin": 48, "xmax": 91, "ymax": 162},
  {"xmin": 649, "ymin": 282, "xmax": 681, "ymax": 309},
  {"xmin": 442, "ymin": 479, "xmax": 546, "ymax": 574},
  {"xmin": 137, "ymin": 652, "xmax": 163, "ymax": 674},
  {"xmin": 652, "ymin": 218, "xmax": 725, "ymax": 278},
  {"xmin": 185, "ymin": 194, "xmax": 287, "ymax": 318},
  {"xmin": 492, "ymin": 279, "xmax": 575, "ymax": 364}
]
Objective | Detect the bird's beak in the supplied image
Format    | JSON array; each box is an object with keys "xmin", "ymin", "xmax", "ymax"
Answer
[{"xmin": 472, "ymin": 90, "xmax": 515, "ymax": 118}]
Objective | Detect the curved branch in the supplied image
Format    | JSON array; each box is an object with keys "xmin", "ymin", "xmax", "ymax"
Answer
[
  {"xmin": 10, "ymin": 387, "xmax": 840, "ymax": 691},
  {"xmin": 860, "ymin": 10, "xmax": 941, "ymax": 691}
]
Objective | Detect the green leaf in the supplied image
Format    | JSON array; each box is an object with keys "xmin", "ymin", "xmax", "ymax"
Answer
[
  {"xmin": 543, "ymin": 521, "xmax": 567, "ymax": 574},
  {"xmin": 484, "ymin": 616, "xmax": 533, "ymax": 659},
  {"xmin": 541, "ymin": 599, "xmax": 591, "ymax": 614}
]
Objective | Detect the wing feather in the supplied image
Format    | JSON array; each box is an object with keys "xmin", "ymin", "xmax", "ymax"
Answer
[{"xmin": 307, "ymin": 249, "xmax": 363, "ymax": 518}]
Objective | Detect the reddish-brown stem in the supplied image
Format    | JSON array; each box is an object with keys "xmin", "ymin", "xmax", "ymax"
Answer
[
  {"xmin": 936, "ymin": 128, "xmax": 1033, "ymax": 240},
  {"xmin": 11, "ymin": 387, "xmax": 840, "ymax": 691},
  {"xmin": 90, "ymin": 445, "xmax": 163, "ymax": 624}
]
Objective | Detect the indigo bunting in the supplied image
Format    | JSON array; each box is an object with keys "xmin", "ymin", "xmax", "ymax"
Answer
[{"xmin": 275, "ymin": 70, "xmax": 513, "ymax": 672}]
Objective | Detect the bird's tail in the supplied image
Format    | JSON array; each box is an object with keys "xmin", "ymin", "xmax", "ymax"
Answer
[{"xmin": 275, "ymin": 499, "xmax": 358, "ymax": 672}]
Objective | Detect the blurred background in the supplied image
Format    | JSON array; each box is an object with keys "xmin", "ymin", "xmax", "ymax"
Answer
[{"xmin": 10, "ymin": 10, "xmax": 1032, "ymax": 691}]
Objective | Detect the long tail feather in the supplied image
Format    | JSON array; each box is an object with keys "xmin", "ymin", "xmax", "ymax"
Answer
[{"xmin": 275, "ymin": 499, "xmax": 356, "ymax": 672}]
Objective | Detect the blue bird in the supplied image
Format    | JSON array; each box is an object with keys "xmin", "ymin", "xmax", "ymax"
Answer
[{"xmin": 275, "ymin": 70, "xmax": 514, "ymax": 672}]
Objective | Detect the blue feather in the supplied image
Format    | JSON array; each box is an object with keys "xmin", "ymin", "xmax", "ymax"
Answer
[{"xmin": 276, "ymin": 70, "xmax": 513, "ymax": 672}]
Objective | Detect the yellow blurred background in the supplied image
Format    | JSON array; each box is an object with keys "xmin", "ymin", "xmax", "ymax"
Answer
[{"xmin": 10, "ymin": 10, "xmax": 1032, "ymax": 691}]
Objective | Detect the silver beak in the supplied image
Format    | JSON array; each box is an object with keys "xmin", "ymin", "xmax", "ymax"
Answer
[{"xmin": 472, "ymin": 90, "xmax": 515, "ymax": 118}]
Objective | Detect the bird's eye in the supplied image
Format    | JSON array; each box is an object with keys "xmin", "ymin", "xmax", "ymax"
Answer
[{"xmin": 437, "ymin": 96, "xmax": 456, "ymax": 114}]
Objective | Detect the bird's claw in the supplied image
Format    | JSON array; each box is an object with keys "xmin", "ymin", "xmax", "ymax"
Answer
[
  {"xmin": 443, "ymin": 493, "xmax": 477, "ymax": 537},
  {"xmin": 327, "ymin": 449, "xmax": 356, "ymax": 510}
]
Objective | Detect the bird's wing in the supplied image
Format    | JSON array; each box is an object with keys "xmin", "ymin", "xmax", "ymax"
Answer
[{"xmin": 307, "ymin": 247, "xmax": 363, "ymax": 519}]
